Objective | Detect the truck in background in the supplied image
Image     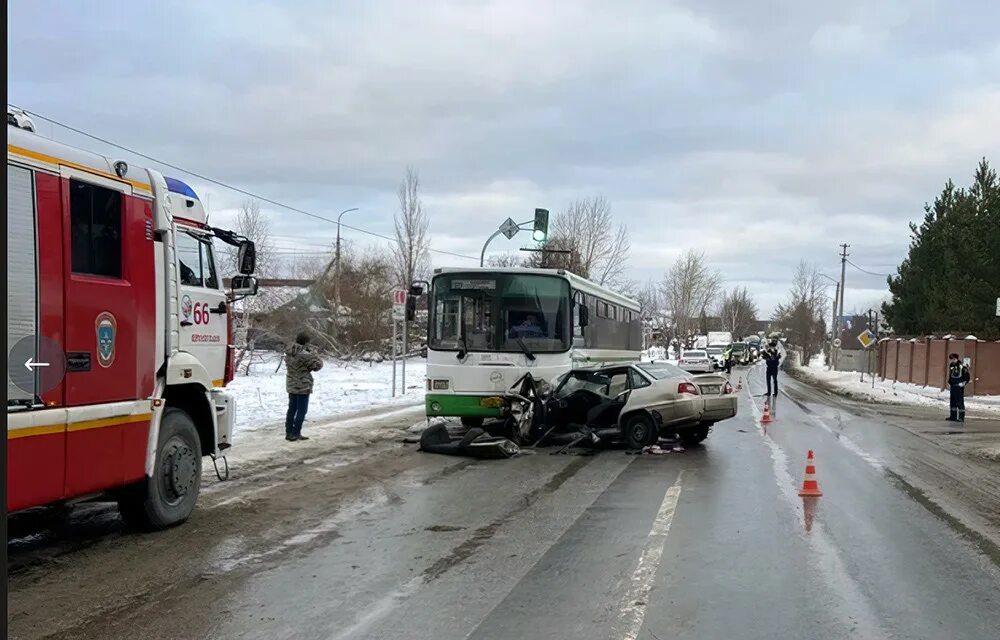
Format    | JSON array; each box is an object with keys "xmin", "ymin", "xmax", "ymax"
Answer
[
  {"xmin": 7, "ymin": 110, "xmax": 258, "ymax": 529},
  {"xmin": 707, "ymin": 331, "xmax": 733, "ymax": 347}
]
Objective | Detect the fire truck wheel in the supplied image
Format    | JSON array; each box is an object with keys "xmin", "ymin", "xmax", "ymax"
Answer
[{"xmin": 119, "ymin": 409, "xmax": 203, "ymax": 530}]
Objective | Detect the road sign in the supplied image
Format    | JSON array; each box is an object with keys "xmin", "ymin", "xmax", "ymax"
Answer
[
  {"xmin": 857, "ymin": 329, "xmax": 876, "ymax": 349},
  {"xmin": 392, "ymin": 289, "xmax": 407, "ymax": 320},
  {"xmin": 833, "ymin": 338, "xmax": 842, "ymax": 349},
  {"xmin": 499, "ymin": 217, "xmax": 519, "ymax": 240}
]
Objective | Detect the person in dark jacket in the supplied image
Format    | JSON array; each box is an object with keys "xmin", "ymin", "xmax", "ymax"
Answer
[
  {"xmin": 763, "ymin": 341, "xmax": 781, "ymax": 396},
  {"xmin": 946, "ymin": 353, "xmax": 971, "ymax": 422},
  {"xmin": 285, "ymin": 332, "xmax": 324, "ymax": 441}
]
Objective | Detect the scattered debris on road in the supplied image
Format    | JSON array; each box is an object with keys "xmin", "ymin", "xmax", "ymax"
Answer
[{"xmin": 419, "ymin": 422, "xmax": 519, "ymax": 459}]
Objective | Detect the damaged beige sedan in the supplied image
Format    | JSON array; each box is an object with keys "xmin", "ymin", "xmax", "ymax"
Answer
[{"xmin": 548, "ymin": 362, "xmax": 739, "ymax": 448}]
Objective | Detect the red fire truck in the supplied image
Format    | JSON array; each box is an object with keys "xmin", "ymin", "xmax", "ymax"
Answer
[{"xmin": 6, "ymin": 109, "xmax": 258, "ymax": 529}]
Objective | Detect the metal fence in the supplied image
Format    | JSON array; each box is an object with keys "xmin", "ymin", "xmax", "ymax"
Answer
[{"xmin": 878, "ymin": 337, "xmax": 1000, "ymax": 396}]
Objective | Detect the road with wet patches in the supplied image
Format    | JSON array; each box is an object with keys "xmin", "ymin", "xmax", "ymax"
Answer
[{"xmin": 7, "ymin": 366, "xmax": 1000, "ymax": 640}]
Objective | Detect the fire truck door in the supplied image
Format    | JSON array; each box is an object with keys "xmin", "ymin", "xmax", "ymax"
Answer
[
  {"xmin": 62, "ymin": 175, "xmax": 156, "ymax": 495},
  {"xmin": 175, "ymin": 228, "xmax": 227, "ymax": 386}
]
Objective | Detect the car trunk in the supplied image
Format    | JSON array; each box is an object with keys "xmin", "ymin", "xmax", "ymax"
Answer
[{"xmin": 692, "ymin": 374, "xmax": 738, "ymax": 422}]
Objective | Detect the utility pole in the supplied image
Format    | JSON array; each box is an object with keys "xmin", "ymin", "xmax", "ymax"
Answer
[{"xmin": 837, "ymin": 243, "xmax": 850, "ymax": 369}]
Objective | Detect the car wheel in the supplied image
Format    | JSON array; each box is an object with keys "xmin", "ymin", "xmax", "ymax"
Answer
[
  {"xmin": 118, "ymin": 408, "xmax": 202, "ymax": 530},
  {"xmin": 679, "ymin": 424, "xmax": 711, "ymax": 446},
  {"xmin": 623, "ymin": 413, "xmax": 658, "ymax": 449},
  {"xmin": 460, "ymin": 417, "xmax": 484, "ymax": 428}
]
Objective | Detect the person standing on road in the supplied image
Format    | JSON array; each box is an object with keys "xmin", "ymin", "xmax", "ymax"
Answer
[
  {"xmin": 763, "ymin": 341, "xmax": 781, "ymax": 396},
  {"xmin": 724, "ymin": 345, "xmax": 734, "ymax": 375},
  {"xmin": 946, "ymin": 353, "xmax": 971, "ymax": 422},
  {"xmin": 285, "ymin": 331, "xmax": 324, "ymax": 441}
]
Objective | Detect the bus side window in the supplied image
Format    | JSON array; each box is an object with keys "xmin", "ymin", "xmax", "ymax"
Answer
[{"xmin": 573, "ymin": 291, "xmax": 585, "ymax": 337}]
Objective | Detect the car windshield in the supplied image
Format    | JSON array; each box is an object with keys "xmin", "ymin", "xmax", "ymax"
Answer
[
  {"xmin": 638, "ymin": 363, "xmax": 688, "ymax": 380},
  {"xmin": 429, "ymin": 272, "xmax": 571, "ymax": 353},
  {"xmin": 731, "ymin": 343, "xmax": 747, "ymax": 352},
  {"xmin": 683, "ymin": 350, "xmax": 707, "ymax": 358},
  {"xmin": 705, "ymin": 347, "xmax": 722, "ymax": 355}
]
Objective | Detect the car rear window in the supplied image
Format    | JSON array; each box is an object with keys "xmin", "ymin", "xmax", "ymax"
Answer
[
  {"xmin": 683, "ymin": 350, "xmax": 707, "ymax": 358},
  {"xmin": 638, "ymin": 363, "xmax": 688, "ymax": 380}
]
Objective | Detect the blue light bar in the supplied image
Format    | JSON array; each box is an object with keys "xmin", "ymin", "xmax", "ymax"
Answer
[{"xmin": 164, "ymin": 176, "xmax": 200, "ymax": 201}]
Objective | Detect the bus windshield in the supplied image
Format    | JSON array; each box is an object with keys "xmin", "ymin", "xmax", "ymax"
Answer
[{"xmin": 430, "ymin": 272, "xmax": 571, "ymax": 353}]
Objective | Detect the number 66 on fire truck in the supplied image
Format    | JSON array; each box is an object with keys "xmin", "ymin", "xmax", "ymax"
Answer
[{"xmin": 7, "ymin": 109, "xmax": 258, "ymax": 529}]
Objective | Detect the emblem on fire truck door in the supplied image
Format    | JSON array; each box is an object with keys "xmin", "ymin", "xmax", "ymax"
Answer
[
  {"xmin": 181, "ymin": 295, "xmax": 193, "ymax": 321},
  {"xmin": 95, "ymin": 312, "xmax": 118, "ymax": 368}
]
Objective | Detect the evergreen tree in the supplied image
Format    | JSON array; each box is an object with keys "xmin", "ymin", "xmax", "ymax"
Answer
[{"xmin": 883, "ymin": 159, "xmax": 1000, "ymax": 336}]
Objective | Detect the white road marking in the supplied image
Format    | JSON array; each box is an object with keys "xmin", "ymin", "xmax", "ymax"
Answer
[
  {"xmin": 808, "ymin": 415, "xmax": 885, "ymax": 472},
  {"xmin": 746, "ymin": 388, "xmax": 890, "ymax": 639},
  {"xmin": 614, "ymin": 472, "xmax": 683, "ymax": 640}
]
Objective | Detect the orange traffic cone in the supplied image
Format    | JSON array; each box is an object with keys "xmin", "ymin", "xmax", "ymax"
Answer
[
  {"xmin": 736, "ymin": 376, "xmax": 743, "ymax": 391},
  {"xmin": 798, "ymin": 450, "xmax": 823, "ymax": 497},
  {"xmin": 761, "ymin": 399, "xmax": 772, "ymax": 424}
]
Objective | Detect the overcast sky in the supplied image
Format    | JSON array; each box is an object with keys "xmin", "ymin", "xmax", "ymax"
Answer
[{"xmin": 9, "ymin": 1, "xmax": 999, "ymax": 317}]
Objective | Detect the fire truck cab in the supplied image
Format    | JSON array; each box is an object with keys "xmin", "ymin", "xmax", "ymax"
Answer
[{"xmin": 6, "ymin": 109, "xmax": 258, "ymax": 529}]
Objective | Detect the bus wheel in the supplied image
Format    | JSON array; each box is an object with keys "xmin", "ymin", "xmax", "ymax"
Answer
[
  {"xmin": 119, "ymin": 408, "xmax": 202, "ymax": 530},
  {"xmin": 460, "ymin": 417, "xmax": 484, "ymax": 428},
  {"xmin": 623, "ymin": 413, "xmax": 658, "ymax": 449}
]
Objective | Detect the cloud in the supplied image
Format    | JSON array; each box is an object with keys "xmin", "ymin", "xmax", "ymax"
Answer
[{"xmin": 7, "ymin": 0, "xmax": 1000, "ymax": 317}]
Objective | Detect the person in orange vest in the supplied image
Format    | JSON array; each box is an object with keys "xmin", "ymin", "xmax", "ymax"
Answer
[{"xmin": 947, "ymin": 353, "xmax": 971, "ymax": 422}]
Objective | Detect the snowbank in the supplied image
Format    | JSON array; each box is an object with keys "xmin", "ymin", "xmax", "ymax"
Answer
[
  {"xmin": 796, "ymin": 361, "xmax": 1000, "ymax": 417},
  {"xmin": 227, "ymin": 354, "xmax": 426, "ymax": 434}
]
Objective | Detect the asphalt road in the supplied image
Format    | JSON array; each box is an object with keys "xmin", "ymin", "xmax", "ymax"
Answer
[{"xmin": 8, "ymin": 366, "xmax": 1000, "ymax": 640}]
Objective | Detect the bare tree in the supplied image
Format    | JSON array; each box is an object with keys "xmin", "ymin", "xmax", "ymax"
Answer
[
  {"xmin": 717, "ymin": 287, "xmax": 759, "ymax": 339},
  {"xmin": 224, "ymin": 200, "xmax": 280, "ymax": 372},
  {"xmin": 773, "ymin": 261, "xmax": 829, "ymax": 361},
  {"xmin": 635, "ymin": 279, "xmax": 667, "ymax": 349},
  {"xmin": 524, "ymin": 196, "xmax": 630, "ymax": 286},
  {"xmin": 391, "ymin": 167, "xmax": 431, "ymax": 288},
  {"xmin": 486, "ymin": 252, "xmax": 523, "ymax": 268},
  {"xmin": 285, "ymin": 253, "xmax": 327, "ymax": 281},
  {"xmin": 660, "ymin": 250, "xmax": 722, "ymax": 342}
]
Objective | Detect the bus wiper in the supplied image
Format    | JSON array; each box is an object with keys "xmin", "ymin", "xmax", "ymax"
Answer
[
  {"xmin": 457, "ymin": 325, "xmax": 468, "ymax": 360},
  {"xmin": 516, "ymin": 337, "xmax": 536, "ymax": 361}
]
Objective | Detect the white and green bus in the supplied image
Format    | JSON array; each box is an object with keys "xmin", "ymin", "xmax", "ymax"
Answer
[{"xmin": 424, "ymin": 267, "xmax": 641, "ymax": 425}]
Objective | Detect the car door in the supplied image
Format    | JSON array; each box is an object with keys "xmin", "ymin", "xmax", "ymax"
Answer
[
  {"xmin": 590, "ymin": 369, "xmax": 630, "ymax": 427},
  {"xmin": 175, "ymin": 226, "xmax": 227, "ymax": 386}
]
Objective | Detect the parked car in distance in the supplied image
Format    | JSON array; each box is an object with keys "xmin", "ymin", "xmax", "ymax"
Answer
[
  {"xmin": 679, "ymin": 349, "xmax": 714, "ymax": 373},
  {"xmin": 705, "ymin": 345, "xmax": 727, "ymax": 369},
  {"xmin": 729, "ymin": 342, "xmax": 750, "ymax": 365}
]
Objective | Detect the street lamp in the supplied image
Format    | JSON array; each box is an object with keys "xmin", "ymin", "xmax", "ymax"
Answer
[{"xmin": 334, "ymin": 207, "xmax": 360, "ymax": 323}]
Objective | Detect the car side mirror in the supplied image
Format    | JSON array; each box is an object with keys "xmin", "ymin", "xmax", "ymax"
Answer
[
  {"xmin": 237, "ymin": 240, "xmax": 256, "ymax": 274},
  {"xmin": 230, "ymin": 275, "xmax": 258, "ymax": 297},
  {"xmin": 578, "ymin": 304, "xmax": 589, "ymax": 328}
]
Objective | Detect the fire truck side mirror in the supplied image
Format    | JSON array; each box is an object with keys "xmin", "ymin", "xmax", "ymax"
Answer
[
  {"xmin": 237, "ymin": 241, "xmax": 256, "ymax": 275},
  {"xmin": 230, "ymin": 275, "xmax": 258, "ymax": 297}
]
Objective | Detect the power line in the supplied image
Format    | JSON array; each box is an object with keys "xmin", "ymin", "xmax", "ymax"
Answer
[
  {"xmin": 846, "ymin": 259, "xmax": 893, "ymax": 278},
  {"xmin": 11, "ymin": 106, "xmax": 480, "ymax": 262}
]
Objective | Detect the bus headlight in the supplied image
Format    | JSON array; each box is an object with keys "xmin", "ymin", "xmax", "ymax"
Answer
[{"xmin": 432, "ymin": 379, "xmax": 449, "ymax": 390}]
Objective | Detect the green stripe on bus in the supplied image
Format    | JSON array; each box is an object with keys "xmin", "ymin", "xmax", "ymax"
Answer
[{"xmin": 425, "ymin": 393, "xmax": 505, "ymax": 418}]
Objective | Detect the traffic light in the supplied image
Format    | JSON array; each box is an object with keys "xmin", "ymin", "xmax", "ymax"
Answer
[{"xmin": 532, "ymin": 208, "xmax": 549, "ymax": 242}]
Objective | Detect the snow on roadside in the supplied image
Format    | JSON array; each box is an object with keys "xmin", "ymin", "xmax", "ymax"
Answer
[
  {"xmin": 796, "ymin": 360, "xmax": 1000, "ymax": 417},
  {"xmin": 227, "ymin": 353, "xmax": 426, "ymax": 434}
]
